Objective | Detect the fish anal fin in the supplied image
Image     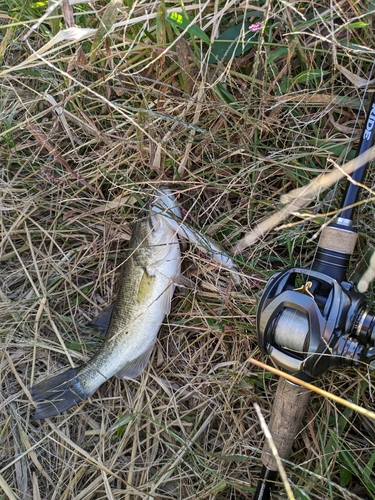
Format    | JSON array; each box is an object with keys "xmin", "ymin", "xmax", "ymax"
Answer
[
  {"xmin": 31, "ymin": 367, "xmax": 87, "ymax": 419},
  {"xmin": 115, "ymin": 346, "xmax": 154, "ymax": 379}
]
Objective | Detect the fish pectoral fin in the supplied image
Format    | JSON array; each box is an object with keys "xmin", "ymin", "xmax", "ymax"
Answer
[
  {"xmin": 88, "ymin": 302, "xmax": 115, "ymax": 335},
  {"xmin": 160, "ymin": 279, "xmax": 176, "ymax": 317},
  {"xmin": 115, "ymin": 346, "xmax": 154, "ymax": 379},
  {"xmin": 174, "ymin": 274, "xmax": 195, "ymax": 289},
  {"xmin": 31, "ymin": 367, "xmax": 87, "ymax": 419}
]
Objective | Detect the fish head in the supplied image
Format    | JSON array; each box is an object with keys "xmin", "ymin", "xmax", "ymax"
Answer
[
  {"xmin": 151, "ymin": 186, "xmax": 182, "ymax": 220},
  {"xmin": 131, "ymin": 209, "xmax": 180, "ymax": 266}
]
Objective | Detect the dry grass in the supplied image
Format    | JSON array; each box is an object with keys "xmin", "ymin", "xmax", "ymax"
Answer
[{"xmin": 1, "ymin": 0, "xmax": 375, "ymax": 499}]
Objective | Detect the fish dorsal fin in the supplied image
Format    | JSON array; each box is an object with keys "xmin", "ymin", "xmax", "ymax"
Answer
[
  {"xmin": 115, "ymin": 345, "xmax": 154, "ymax": 379},
  {"xmin": 88, "ymin": 303, "xmax": 115, "ymax": 335}
]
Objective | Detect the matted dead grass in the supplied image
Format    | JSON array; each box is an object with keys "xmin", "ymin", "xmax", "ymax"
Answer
[{"xmin": 1, "ymin": 1, "xmax": 375, "ymax": 499}]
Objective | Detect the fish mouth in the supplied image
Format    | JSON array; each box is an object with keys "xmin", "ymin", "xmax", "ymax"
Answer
[{"xmin": 151, "ymin": 187, "xmax": 182, "ymax": 220}]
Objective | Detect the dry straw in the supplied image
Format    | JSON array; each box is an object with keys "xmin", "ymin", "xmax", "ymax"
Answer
[{"xmin": 235, "ymin": 143, "xmax": 375, "ymax": 253}]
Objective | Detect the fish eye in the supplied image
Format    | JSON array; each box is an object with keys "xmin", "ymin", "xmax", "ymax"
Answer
[{"xmin": 140, "ymin": 209, "xmax": 148, "ymax": 218}]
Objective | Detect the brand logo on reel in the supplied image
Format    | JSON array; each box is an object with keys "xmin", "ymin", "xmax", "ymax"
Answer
[{"xmin": 364, "ymin": 103, "xmax": 375, "ymax": 140}]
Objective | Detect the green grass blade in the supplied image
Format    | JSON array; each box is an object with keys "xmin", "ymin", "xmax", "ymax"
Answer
[{"xmin": 166, "ymin": 12, "xmax": 211, "ymax": 45}]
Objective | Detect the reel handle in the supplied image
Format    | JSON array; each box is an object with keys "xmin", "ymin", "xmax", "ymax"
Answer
[{"xmin": 254, "ymin": 379, "xmax": 311, "ymax": 500}]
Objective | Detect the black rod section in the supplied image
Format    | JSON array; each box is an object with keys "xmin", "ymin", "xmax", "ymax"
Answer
[
  {"xmin": 253, "ymin": 467, "xmax": 278, "ymax": 500},
  {"xmin": 341, "ymin": 92, "xmax": 375, "ymax": 220}
]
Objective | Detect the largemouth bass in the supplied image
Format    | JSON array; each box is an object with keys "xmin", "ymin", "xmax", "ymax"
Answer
[{"xmin": 32, "ymin": 195, "xmax": 181, "ymax": 419}]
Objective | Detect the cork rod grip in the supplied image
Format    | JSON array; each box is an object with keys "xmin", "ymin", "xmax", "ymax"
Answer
[{"xmin": 261, "ymin": 378, "xmax": 311, "ymax": 470}]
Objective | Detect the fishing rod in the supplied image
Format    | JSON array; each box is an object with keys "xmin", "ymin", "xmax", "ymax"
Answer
[{"xmin": 254, "ymin": 91, "xmax": 375, "ymax": 500}]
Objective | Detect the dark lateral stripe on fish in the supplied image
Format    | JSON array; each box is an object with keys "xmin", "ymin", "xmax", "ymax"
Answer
[{"xmin": 31, "ymin": 367, "xmax": 87, "ymax": 419}]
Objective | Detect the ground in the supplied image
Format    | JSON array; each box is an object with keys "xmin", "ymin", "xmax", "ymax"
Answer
[{"xmin": 1, "ymin": 1, "xmax": 375, "ymax": 499}]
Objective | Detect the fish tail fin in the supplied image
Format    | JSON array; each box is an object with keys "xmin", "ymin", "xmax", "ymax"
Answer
[{"xmin": 31, "ymin": 367, "xmax": 87, "ymax": 419}]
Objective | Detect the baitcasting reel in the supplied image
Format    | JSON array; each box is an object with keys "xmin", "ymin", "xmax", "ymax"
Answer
[{"xmin": 257, "ymin": 221, "xmax": 375, "ymax": 380}]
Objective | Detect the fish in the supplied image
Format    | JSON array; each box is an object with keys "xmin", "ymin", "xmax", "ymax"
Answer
[{"xmin": 31, "ymin": 192, "xmax": 181, "ymax": 419}]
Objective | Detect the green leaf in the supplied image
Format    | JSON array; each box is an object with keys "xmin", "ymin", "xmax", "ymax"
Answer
[
  {"xmin": 293, "ymin": 488, "xmax": 310, "ymax": 500},
  {"xmin": 293, "ymin": 69, "xmax": 329, "ymax": 84},
  {"xmin": 166, "ymin": 12, "xmax": 211, "ymax": 45},
  {"xmin": 348, "ymin": 21, "xmax": 369, "ymax": 28},
  {"xmin": 340, "ymin": 467, "xmax": 352, "ymax": 487},
  {"xmin": 364, "ymin": 451, "xmax": 375, "ymax": 485},
  {"xmin": 214, "ymin": 82, "xmax": 236, "ymax": 104},
  {"xmin": 208, "ymin": 21, "xmax": 260, "ymax": 64},
  {"xmin": 116, "ymin": 412, "xmax": 126, "ymax": 439},
  {"xmin": 206, "ymin": 317, "xmax": 227, "ymax": 331},
  {"xmin": 90, "ymin": 0, "xmax": 122, "ymax": 62},
  {"xmin": 30, "ymin": 1, "xmax": 48, "ymax": 8},
  {"xmin": 64, "ymin": 341, "xmax": 96, "ymax": 352},
  {"xmin": 267, "ymin": 46, "xmax": 288, "ymax": 64}
]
